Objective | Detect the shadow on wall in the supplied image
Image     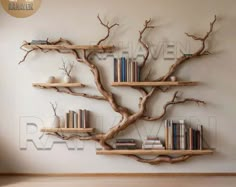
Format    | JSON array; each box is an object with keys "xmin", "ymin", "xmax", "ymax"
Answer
[{"xmin": 0, "ymin": 140, "xmax": 24, "ymax": 186}]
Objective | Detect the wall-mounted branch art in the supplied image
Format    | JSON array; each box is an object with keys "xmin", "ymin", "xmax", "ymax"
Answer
[{"xmin": 19, "ymin": 15, "xmax": 217, "ymax": 165}]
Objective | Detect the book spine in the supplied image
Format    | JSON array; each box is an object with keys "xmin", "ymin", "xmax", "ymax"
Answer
[
  {"xmin": 73, "ymin": 112, "xmax": 78, "ymax": 128},
  {"xmin": 126, "ymin": 59, "xmax": 130, "ymax": 82},
  {"xmin": 85, "ymin": 110, "xmax": 89, "ymax": 128},
  {"xmin": 116, "ymin": 139, "xmax": 136, "ymax": 143},
  {"xmin": 121, "ymin": 57, "xmax": 125, "ymax": 82},
  {"xmin": 144, "ymin": 140, "xmax": 161, "ymax": 144},
  {"xmin": 114, "ymin": 58, "xmax": 118, "ymax": 82},
  {"xmin": 77, "ymin": 110, "xmax": 81, "ymax": 129},
  {"xmin": 165, "ymin": 120, "xmax": 168, "ymax": 149},
  {"xmin": 199, "ymin": 125, "xmax": 203, "ymax": 150},
  {"xmin": 80, "ymin": 110, "xmax": 83, "ymax": 128},
  {"xmin": 137, "ymin": 65, "xmax": 141, "ymax": 82},
  {"xmin": 134, "ymin": 62, "xmax": 137, "ymax": 82},
  {"xmin": 173, "ymin": 123, "xmax": 176, "ymax": 150},
  {"xmin": 197, "ymin": 130, "xmax": 200, "ymax": 150},
  {"xmin": 131, "ymin": 61, "xmax": 135, "ymax": 82},
  {"xmin": 180, "ymin": 122, "xmax": 185, "ymax": 150},
  {"xmin": 185, "ymin": 128, "xmax": 188, "ymax": 149},
  {"xmin": 82, "ymin": 110, "xmax": 86, "ymax": 128},
  {"xmin": 117, "ymin": 58, "xmax": 121, "ymax": 82},
  {"xmin": 124, "ymin": 58, "xmax": 127, "ymax": 82},
  {"xmin": 189, "ymin": 128, "xmax": 193, "ymax": 150},
  {"xmin": 116, "ymin": 146, "xmax": 136, "ymax": 150},
  {"xmin": 65, "ymin": 113, "xmax": 69, "ymax": 128},
  {"xmin": 168, "ymin": 120, "xmax": 173, "ymax": 150},
  {"xmin": 193, "ymin": 129, "xmax": 197, "ymax": 150},
  {"xmin": 69, "ymin": 110, "xmax": 73, "ymax": 128}
]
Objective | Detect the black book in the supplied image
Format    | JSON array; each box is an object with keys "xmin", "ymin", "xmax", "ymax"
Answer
[
  {"xmin": 114, "ymin": 58, "xmax": 118, "ymax": 82},
  {"xmin": 116, "ymin": 139, "xmax": 136, "ymax": 143}
]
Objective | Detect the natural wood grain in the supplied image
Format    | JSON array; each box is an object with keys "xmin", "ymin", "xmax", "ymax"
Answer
[
  {"xmin": 111, "ymin": 81, "xmax": 198, "ymax": 87},
  {"xmin": 96, "ymin": 149, "xmax": 213, "ymax": 155},
  {"xmin": 41, "ymin": 128, "xmax": 94, "ymax": 133},
  {"xmin": 32, "ymin": 83, "xmax": 85, "ymax": 88},
  {"xmin": 24, "ymin": 44, "xmax": 115, "ymax": 51}
]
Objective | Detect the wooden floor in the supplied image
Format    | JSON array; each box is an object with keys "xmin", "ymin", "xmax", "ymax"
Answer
[{"xmin": 0, "ymin": 176, "xmax": 235, "ymax": 187}]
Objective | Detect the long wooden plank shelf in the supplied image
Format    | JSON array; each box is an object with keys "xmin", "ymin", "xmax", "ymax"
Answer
[
  {"xmin": 112, "ymin": 81, "xmax": 198, "ymax": 87},
  {"xmin": 33, "ymin": 83, "xmax": 85, "ymax": 88},
  {"xmin": 24, "ymin": 44, "xmax": 115, "ymax": 51},
  {"xmin": 41, "ymin": 128, "xmax": 94, "ymax": 133},
  {"xmin": 96, "ymin": 149, "xmax": 213, "ymax": 155}
]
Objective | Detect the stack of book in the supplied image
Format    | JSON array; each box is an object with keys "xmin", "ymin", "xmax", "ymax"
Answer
[
  {"xmin": 115, "ymin": 139, "xmax": 137, "ymax": 150},
  {"xmin": 65, "ymin": 109, "xmax": 89, "ymax": 128},
  {"xmin": 165, "ymin": 120, "xmax": 203, "ymax": 150},
  {"xmin": 113, "ymin": 57, "xmax": 141, "ymax": 82},
  {"xmin": 30, "ymin": 40, "xmax": 48, "ymax": 45},
  {"xmin": 142, "ymin": 136, "xmax": 165, "ymax": 150}
]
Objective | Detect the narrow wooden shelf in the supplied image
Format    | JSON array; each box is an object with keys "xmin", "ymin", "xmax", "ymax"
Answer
[
  {"xmin": 96, "ymin": 149, "xmax": 213, "ymax": 155},
  {"xmin": 32, "ymin": 83, "xmax": 85, "ymax": 88},
  {"xmin": 24, "ymin": 44, "xmax": 115, "ymax": 51},
  {"xmin": 112, "ymin": 81, "xmax": 198, "ymax": 87},
  {"xmin": 41, "ymin": 128, "xmax": 94, "ymax": 133}
]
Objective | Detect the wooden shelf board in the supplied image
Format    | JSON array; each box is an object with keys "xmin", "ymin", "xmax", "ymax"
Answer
[
  {"xmin": 41, "ymin": 128, "xmax": 94, "ymax": 133},
  {"xmin": 32, "ymin": 83, "xmax": 85, "ymax": 88},
  {"xmin": 112, "ymin": 81, "xmax": 198, "ymax": 87},
  {"xmin": 24, "ymin": 44, "xmax": 114, "ymax": 51},
  {"xmin": 96, "ymin": 149, "xmax": 213, "ymax": 155}
]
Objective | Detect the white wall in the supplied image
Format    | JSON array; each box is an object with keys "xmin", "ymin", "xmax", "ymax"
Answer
[{"xmin": 0, "ymin": 0, "xmax": 236, "ymax": 173}]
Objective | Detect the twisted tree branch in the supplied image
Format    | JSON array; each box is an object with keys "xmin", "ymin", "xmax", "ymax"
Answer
[
  {"xmin": 142, "ymin": 91, "xmax": 206, "ymax": 121},
  {"xmin": 153, "ymin": 15, "xmax": 217, "ymax": 82},
  {"xmin": 128, "ymin": 154, "xmax": 191, "ymax": 165},
  {"xmin": 97, "ymin": 14, "xmax": 119, "ymax": 46},
  {"xmin": 139, "ymin": 19, "xmax": 155, "ymax": 70}
]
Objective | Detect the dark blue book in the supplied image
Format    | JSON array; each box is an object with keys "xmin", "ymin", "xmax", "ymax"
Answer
[
  {"xmin": 121, "ymin": 57, "xmax": 125, "ymax": 82},
  {"xmin": 123, "ymin": 58, "xmax": 127, "ymax": 82}
]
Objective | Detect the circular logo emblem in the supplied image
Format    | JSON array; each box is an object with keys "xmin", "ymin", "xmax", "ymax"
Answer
[{"xmin": 1, "ymin": 0, "xmax": 41, "ymax": 18}]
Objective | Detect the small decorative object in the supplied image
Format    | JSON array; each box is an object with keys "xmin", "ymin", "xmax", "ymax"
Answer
[
  {"xmin": 170, "ymin": 76, "xmax": 177, "ymax": 82},
  {"xmin": 59, "ymin": 59, "xmax": 75, "ymax": 83},
  {"xmin": 46, "ymin": 76, "xmax": 55, "ymax": 83},
  {"xmin": 49, "ymin": 102, "xmax": 60, "ymax": 128}
]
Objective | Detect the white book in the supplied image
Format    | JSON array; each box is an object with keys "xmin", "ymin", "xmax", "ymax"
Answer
[
  {"xmin": 142, "ymin": 144, "xmax": 165, "ymax": 149},
  {"xmin": 127, "ymin": 59, "xmax": 131, "ymax": 82},
  {"xmin": 179, "ymin": 120, "xmax": 185, "ymax": 150},
  {"xmin": 143, "ymin": 140, "xmax": 161, "ymax": 144}
]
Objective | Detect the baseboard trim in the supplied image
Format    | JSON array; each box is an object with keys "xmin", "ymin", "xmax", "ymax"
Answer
[{"xmin": 0, "ymin": 173, "xmax": 236, "ymax": 177}]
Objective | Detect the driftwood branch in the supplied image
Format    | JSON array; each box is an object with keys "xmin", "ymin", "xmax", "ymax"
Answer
[
  {"xmin": 142, "ymin": 91, "xmax": 205, "ymax": 121},
  {"xmin": 50, "ymin": 102, "xmax": 58, "ymax": 116},
  {"xmin": 97, "ymin": 14, "xmax": 119, "ymax": 45},
  {"xmin": 128, "ymin": 154, "xmax": 191, "ymax": 165},
  {"xmin": 139, "ymin": 19, "xmax": 155, "ymax": 70},
  {"xmin": 19, "ymin": 15, "xmax": 217, "ymax": 165},
  {"xmin": 153, "ymin": 15, "xmax": 217, "ymax": 82},
  {"xmin": 59, "ymin": 59, "xmax": 75, "ymax": 77}
]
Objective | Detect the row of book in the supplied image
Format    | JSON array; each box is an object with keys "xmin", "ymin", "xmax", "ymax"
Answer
[
  {"xmin": 65, "ymin": 110, "xmax": 89, "ymax": 128},
  {"xmin": 142, "ymin": 136, "xmax": 165, "ymax": 150},
  {"xmin": 165, "ymin": 120, "xmax": 203, "ymax": 150},
  {"xmin": 115, "ymin": 139, "xmax": 137, "ymax": 150},
  {"xmin": 113, "ymin": 58, "xmax": 141, "ymax": 82}
]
